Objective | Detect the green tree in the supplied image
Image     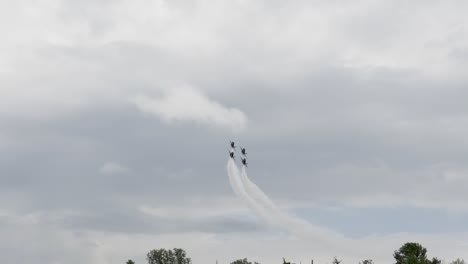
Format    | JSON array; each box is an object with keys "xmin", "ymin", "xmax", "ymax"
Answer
[
  {"xmin": 127, "ymin": 260, "xmax": 136, "ymax": 264},
  {"xmin": 230, "ymin": 258, "xmax": 260, "ymax": 264},
  {"xmin": 394, "ymin": 242, "xmax": 428, "ymax": 264},
  {"xmin": 174, "ymin": 248, "xmax": 191, "ymax": 264},
  {"xmin": 147, "ymin": 248, "xmax": 167, "ymax": 264},
  {"xmin": 147, "ymin": 248, "xmax": 191, "ymax": 264},
  {"xmin": 394, "ymin": 242, "xmax": 440, "ymax": 264},
  {"xmin": 359, "ymin": 259, "xmax": 373, "ymax": 264}
]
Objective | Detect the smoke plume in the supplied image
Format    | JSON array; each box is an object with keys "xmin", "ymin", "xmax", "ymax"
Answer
[
  {"xmin": 226, "ymin": 158, "xmax": 273, "ymax": 225},
  {"xmin": 227, "ymin": 158, "xmax": 350, "ymax": 250}
]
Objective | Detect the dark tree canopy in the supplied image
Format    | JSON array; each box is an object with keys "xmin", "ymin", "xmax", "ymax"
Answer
[
  {"xmin": 230, "ymin": 258, "xmax": 260, "ymax": 264},
  {"xmin": 394, "ymin": 242, "xmax": 441, "ymax": 264},
  {"xmin": 147, "ymin": 248, "xmax": 191, "ymax": 264},
  {"xmin": 360, "ymin": 259, "xmax": 373, "ymax": 264},
  {"xmin": 127, "ymin": 260, "xmax": 135, "ymax": 264},
  {"xmin": 394, "ymin": 242, "xmax": 428, "ymax": 264}
]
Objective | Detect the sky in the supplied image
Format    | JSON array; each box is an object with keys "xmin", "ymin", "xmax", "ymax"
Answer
[{"xmin": 1, "ymin": 0, "xmax": 468, "ymax": 263}]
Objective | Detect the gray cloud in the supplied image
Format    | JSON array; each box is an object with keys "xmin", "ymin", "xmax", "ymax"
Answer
[{"xmin": 1, "ymin": 0, "xmax": 468, "ymax": 263}]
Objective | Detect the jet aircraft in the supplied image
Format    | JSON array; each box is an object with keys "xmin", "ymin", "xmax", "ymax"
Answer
[
  {"xmin": 230, "ymin": 140, "xmax": 236, "ymax": 149},
  {"xmin": 240, "ymin": 147, "xmax": 247, "ymax": 156},
  {"xmin": 241, "ymin": 158, "xmax": 248, "ymax": 167},
  {"xmin": 229, "ymin": 151, "xmax": 235, "ymax": 159}
]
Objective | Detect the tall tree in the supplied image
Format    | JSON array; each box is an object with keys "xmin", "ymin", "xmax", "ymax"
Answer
[
  {"xmin": 230, "ymin": 258, "xmax": 260, "ymax": 264},
  {"xmin": 394, "ymin": 242, "xmax": 440, "ymax": 264},
  {"xmin": 147, "ymin": 248, "xmax": 191, "ymax": 264},
  {"xmin": 394, "ymin": 242, "xmax": 428, "ymax": 264},
  {"xmin": 147, "ymin": 248, "xmax": 167, "ymax": 264},
  {"xmin": 174, "ymin": 248, "xmax": 191, "ymax": 264}
]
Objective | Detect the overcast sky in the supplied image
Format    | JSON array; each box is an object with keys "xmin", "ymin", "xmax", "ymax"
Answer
[{"xmin": 1, "ymin": 0, "xmax": 468, "ymax": 263}]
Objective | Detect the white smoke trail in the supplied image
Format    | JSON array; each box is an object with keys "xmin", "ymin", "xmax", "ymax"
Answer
[
  {"xmin": 240, "ymin": 166, "xmax": 277, "ymax": 212},
  {"xmin": 239, "ymin": 166, "xmax": 334, "ymax": 237},
  {"xmin": 228, "ymin": 161, "xmax": 350, "ymax": 250},
  {"xmin": 226, "ymin": 158, "xmax": 273, "ymax": 225}
]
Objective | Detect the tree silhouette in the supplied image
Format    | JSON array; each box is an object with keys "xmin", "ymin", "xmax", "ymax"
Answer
[
  {"xmin": 147, "ymin": 248, "xmax": 191, "ymax": 264},
  {"xmin": 394, "ymin": 242, "xmax": 441, "ymax": 264},
  {"xmin": 230, "ymin": 258, "xmax": 260, "ymax": 264}
]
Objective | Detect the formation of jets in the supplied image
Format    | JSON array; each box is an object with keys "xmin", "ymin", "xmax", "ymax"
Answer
[{"xmin": 229, "ymin": 140, "xmax": 248, "ymax": 167}]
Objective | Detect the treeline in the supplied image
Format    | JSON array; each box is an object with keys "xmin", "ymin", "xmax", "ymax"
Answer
[{"xmin": 125, "ymin": 243, "xmax": 465, "ymax": 264}]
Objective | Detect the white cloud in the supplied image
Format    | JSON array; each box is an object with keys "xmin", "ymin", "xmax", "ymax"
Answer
[
  {"xmin": 133, "ymin": 87, "xmax": 248, "ymax": 131},
  {"xmin": 1, "ymin": 0, "xmax": 467, "ymax": 121},
  {"xmin": 99, "ymin": 162, "xmax": 129, "ymax": 175}
]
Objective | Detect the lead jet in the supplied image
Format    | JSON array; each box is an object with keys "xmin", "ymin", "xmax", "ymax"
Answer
[
  {"xmin": 230, "ymin": 140, "xmax": 236, "ymax": 149},
  {"xmin": 241, "ymin": 158, "xmax": 248, "ymax": 167},
  {"xmin": 229, "ymin": 150, "xmax": 235, "ymax": 159},
  {"xmin": 240, "ymin": 147, "xmax": 247, "ymax": 156}
]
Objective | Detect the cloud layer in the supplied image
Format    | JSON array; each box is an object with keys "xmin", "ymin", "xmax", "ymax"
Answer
[
  {"xmin": 1, "ymin": 0, "xmax": 468, "ymax": 263},
  {"xmin": 134, "ymin": 87, "xmax": 247, "ymax": 131}
]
